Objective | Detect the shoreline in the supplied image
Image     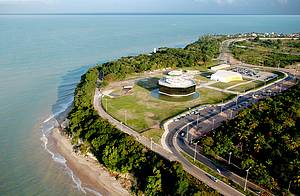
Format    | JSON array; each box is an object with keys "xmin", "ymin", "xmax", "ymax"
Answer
[{"xmin": 49, "ymin": 128, "xmax": 129, "ymax": 196}]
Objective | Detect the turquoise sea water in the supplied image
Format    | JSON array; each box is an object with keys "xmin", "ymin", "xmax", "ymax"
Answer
[{"xmin": 0, "ymin": 15, "xmax": 300, "ymax": 195}]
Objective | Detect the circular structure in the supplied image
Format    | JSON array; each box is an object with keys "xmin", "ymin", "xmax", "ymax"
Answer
[
  {"xmin": 168, "ymin": 70, "xmax": 183, "ymax": 76},
  {"xmin": 151, "ymin": 89, "xmax": 199, "ymax": 102},
  {"xmin": 158, "ymin": 76, "xmax": 196, "ymax": 96}
]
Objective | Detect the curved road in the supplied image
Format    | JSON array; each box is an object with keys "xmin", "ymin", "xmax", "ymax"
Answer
[
  {"xmin": 93, "ymin": 89, "xmax": 245, "ymax": 196},
  {"xmin": 93, "ymin": 37, "xmax": 298, "ymax": 196},
  {"xmin": 164, "ymin": 38, "xmax": 298, "ymax": 196}
]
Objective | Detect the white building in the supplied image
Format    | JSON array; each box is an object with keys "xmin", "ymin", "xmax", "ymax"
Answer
[
  {"xmin": 211, "ymin": 70, "xmax": 243, "ymax": 83},
  {"xmin": 158, "ymin": 76, "xmax": 196, "ymax": 96}
]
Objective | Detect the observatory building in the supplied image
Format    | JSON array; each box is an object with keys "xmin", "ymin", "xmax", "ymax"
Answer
[{"xmin": 158, "ymin": 74, "xmax": 196, "ymax": 97}]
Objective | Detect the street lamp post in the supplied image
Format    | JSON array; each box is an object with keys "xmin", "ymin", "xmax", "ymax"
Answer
[
  {"xmin": 244, "ymin": 166, "xmax": 252, "ymax": 191},
  {"xmin": 221, "ymin": 100, "xmax": 223, "ymax": 113},
  {"xmin": 150, "ymin": 137, "xmax": 153, "ymax": 150},
  {"xmin": 124, "ymin": 110, "xmax": 127, "ymax": 125},
  {"xmin": 193, "ymin": 142, "xmax": 199, "ymax": 162},
  {"xmin": 105, "ymin": 98, "xmax": 108, "ymax": 111},
  {"xmin": 279, "ymin": 84, "xmax": 282, "ymax": 93},
  {"xmin": 228, "ymin": 152, "xmax": 232, "ymax": 165},
  {"xmin": 230, "ymin": 110, "xmax": 233, "ymax": 119},
  {"xmin": 197, "ymin": 113, "xmax": 200, "ymax": 126},
  {"xmin": 236, "ymin": 95, "xmax": 239, "ymax": 107},
  {"xmin": 212, "ymin": 119, "xmax": 215, "ymax": 130},
  {"xmin": 186, "ymin": 125, "xmax": 189, "ymax": 142},
  {"xmin": 287, "ymin": 180, "xmax": 292, "ymax": 193}
]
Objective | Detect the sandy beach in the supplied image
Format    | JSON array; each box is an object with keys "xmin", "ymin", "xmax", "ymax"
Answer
[{"xmin": 50, "ymin": 128, "xmax": 130, "ymax": 196}]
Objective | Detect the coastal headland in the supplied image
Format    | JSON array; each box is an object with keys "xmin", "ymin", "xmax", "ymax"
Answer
[{"xmin": 53, "ymin": 33, "xmax": 300, "ymax": 195}]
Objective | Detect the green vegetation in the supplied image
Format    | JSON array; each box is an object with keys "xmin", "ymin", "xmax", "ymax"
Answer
[
  {"xmin": 197, "ymin": 83, "xmax": 300, "ymax": 194},
  {"xmin": 232, "ymin": 39, "xmax": 300, "ymax": 67},
  {"xmin": 67, "ymin": 68, "xmax": 220, "ymax": 195},
  {"xmin": 210, "ymin": 80, "xmax": 246, "ymax": 89},
  {"xmin": 104, "ymin": 84, "xmax": 234, "ymax": 132},
  {"xmin": 65, "ymin": 36, "xmax": 227, "ymax": 195},
  {"xmin": 141, "ymin": 129, "xmax": 164, "ymax": 144},
  {"xmin": 102, "ymin": 36, "xmax": 222, "ymax": 81},
  {"xmin": 229, "ymin": 81, "xmax": 264, "ymax": 93},
  {"xmin": 182, "ymin": 152, "xmax": 255, "ymax": 196}
]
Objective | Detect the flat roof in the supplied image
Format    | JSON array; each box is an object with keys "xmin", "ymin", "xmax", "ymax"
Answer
[
  {"xmin": 158, "ymin": 76, "xmax": 196, "ymax": 88},
  {"xmin": 168, "ymin": 70, "xmax": 183, "ymax": 76},
  {"xmin": 211, "ymin": 70, "xmax": 242, "ymax": 78}
]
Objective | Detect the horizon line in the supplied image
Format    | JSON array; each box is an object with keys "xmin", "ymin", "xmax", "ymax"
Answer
[{"xmin": 1, "ymin": 12, "xmax": 300, "ymax": 16}]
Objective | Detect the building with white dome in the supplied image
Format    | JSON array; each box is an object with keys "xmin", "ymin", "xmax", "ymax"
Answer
[
  {"xmin": 158, "ymin": 76, "xmax": 196, "ymax": 96},
  {"xmin": 211, "ymin": 70, "xmax": 243, "ymax": 83}
]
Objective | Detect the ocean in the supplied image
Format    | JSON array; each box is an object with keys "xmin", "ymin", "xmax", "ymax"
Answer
[{"xmin": 0, "ymin": 14, "xmax": 299, "ymax": 195}]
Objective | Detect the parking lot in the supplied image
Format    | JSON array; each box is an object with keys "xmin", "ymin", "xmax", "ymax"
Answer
[
  {"xmin": 230, "ymin": 66, "xmax": 278, "ymax": 82},
  {"xmin": 169, "ymin": 73, "xmax": 296, "ymax": 141}
]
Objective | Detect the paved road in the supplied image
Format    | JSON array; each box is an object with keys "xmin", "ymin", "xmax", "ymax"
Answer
[
  {"xmin": 163, "ymin": 38, "xmax": 298, "ymax": 196},
  {"xmin": 93, "ymin": 89, "xmax": 245, "ymax": 196},
  {"xmin": 93, "ymin": 89, "xmax": 177, "ymax": 161},
  {"xmin": 93, "ymin": 37, "xmax": 298, "ymax": 196},
  {"xmin": 165, "ymin": 72, "xmax": 296, "ymax": 196}
]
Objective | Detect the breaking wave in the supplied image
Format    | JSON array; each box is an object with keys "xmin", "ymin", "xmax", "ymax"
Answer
[{"xmin": 40, "ymin": 65, "xmax": 102, "ymax": 195}]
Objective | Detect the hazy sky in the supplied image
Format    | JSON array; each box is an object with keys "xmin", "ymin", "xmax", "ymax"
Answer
[{"xmin": 0, "ymin": 0, "xmax": 299, "ymax": 14}]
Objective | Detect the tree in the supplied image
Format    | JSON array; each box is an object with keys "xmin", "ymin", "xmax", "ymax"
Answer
[{"xmin": 145, "ymin": 168, "xmax": 163, "ymax": 195}]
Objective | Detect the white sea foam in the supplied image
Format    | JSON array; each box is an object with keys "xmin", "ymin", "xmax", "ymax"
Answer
[
  {"xmin": 40, "ymin": 105, "xmax": 102, "ymax": 196},
  {"xmin": 43, "ymin": 99, "xmax": 73, "ymax": 124}
]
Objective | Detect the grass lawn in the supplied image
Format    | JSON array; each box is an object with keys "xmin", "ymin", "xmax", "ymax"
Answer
[
  {"xmin": 141, "ymin": 128, "xmax": 164, "ymax": 144},
  {"xmin": 229, "ymin": 80, "xmax": 264, "ymax": 93},
  {"xmin": 194, "ymin": 74, "xmax": 211, "ymax": 82},
  {"xmin": 103, "ymin": 81, "xmax": 234, "ymax": 132},
  {"xmin": 210, "ymin": 80, "xmax": 245, "ymax": 89}
]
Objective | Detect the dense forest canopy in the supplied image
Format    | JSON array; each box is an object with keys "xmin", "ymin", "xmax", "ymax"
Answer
[
  {"xmin": 102, "ymin": 36, "xmax": 222, "ymax": 81},
  {"xmin": 198, "ymin": 83, "xmax": 300, "ymax": 194},
  {"xmin": 66, "ymin": 36, "xmax": 223, "ymax": 195},
  {"xmin": 231, "ymin": 38, "xmax": 300, "ymax": 67}
]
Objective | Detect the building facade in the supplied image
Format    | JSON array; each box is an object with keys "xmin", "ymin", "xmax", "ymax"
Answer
[{"xmin": 158, "ymin": 76, "xmax": 196, "ymax": 96}]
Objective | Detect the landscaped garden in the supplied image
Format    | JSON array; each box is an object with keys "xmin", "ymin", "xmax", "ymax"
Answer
[{"xmin": 102, "ymin": 77, "xmax": 235, "ymax": 136}]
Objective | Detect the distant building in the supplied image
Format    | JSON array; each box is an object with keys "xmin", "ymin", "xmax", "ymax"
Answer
[
  {"xmin": 158, "ymin": 76, "xmax": 196, "ymax": 96},
  {"xmin": 210, "ymin": 64, "xmax": 231, "ymax": 71},
  {"xmin": 211, "ymin": 70, "xmax": 243, "ymax": 83}
]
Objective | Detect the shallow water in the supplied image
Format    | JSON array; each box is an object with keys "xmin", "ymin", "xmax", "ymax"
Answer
[{"xmin": 0, "ymin": 14, "xmax": 300, "ymax": 195}]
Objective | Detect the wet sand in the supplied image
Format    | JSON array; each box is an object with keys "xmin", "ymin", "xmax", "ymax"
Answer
[{"xmin": 50, "ymin": 128, "xmax": 129, "ymax": 196}]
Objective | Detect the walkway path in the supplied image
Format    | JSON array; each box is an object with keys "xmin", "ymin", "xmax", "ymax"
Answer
[
  {"xmin": 93, "ymin": 88, "xmax": 244, "ymax": 196},
  {"xmin": 93, "ymin": 89, "xmax": 177, "ymax": 162},
  {"xmin": 226, "ymin": 80, "xmax": 253, "ymax": 90}
]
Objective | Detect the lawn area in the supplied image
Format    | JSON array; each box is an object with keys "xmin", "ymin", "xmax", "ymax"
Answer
[
  {"xmin": 141, "ymin": 128, "xmax": 164, "ymax": 144},
  {"xmin": 209, "ymin": 80, "xmax": 246, "ymax": 89},
  {"xmin": 229, "ymin": 80, "xmax": 264, "ymax": 92},
  {"xmin": 194, "ymin": 74, "xmax": 211, "ymax": 82},
  {"xmin": 102, "ymin": 81, "xmax": 234, "ymax": 133}
]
